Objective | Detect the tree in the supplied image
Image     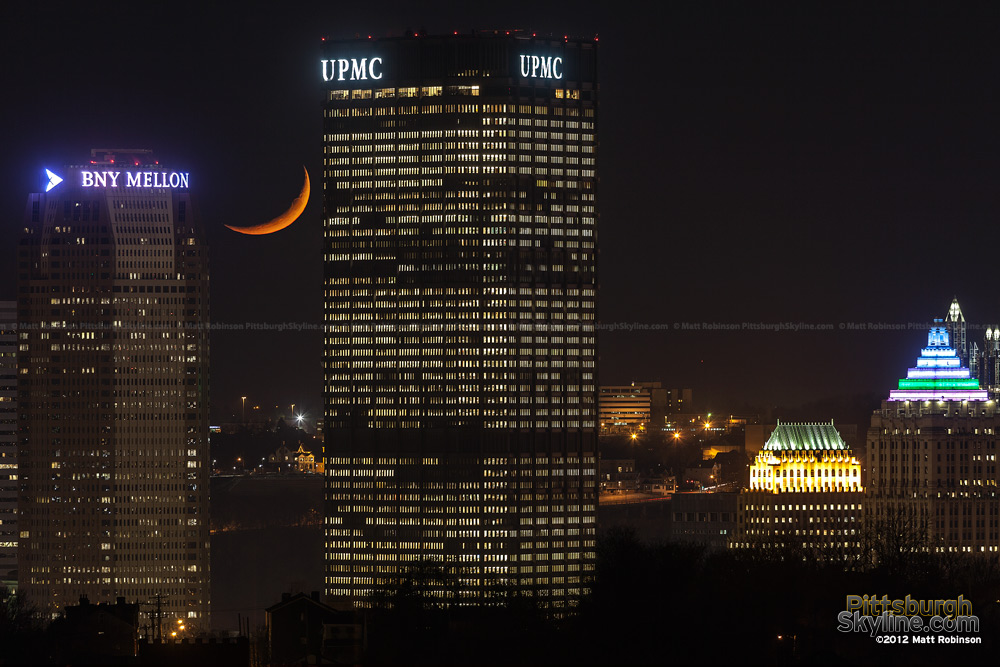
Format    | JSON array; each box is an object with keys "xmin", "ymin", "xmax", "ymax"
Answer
[{"xmin": 0, "ymin": 587, "xmax": 46, "ymax": 664}]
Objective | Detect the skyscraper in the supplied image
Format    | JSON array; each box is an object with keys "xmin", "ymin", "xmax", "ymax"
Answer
[
  {"xmin": 975, "ymin": 325, "xmax": 1000, "ymax": 397},
  {"xmin": 866, "ymin": 320, "xmax": 1000, "ymax": 554},
  {"xmin": 0, "ymin": 301, "xmax": 16, "ymax": 584},
  {"xmin": 945, "ymin": 298, "xmax": 967, "ymax": 365},
  {"xmin": 740, "ymin": 420, "xmax": 864, "ymax": 556},
  {"xmin": 321, "ymin": 32, "xmax": 598, "ymax": 607},
  {"xmin": 17, "ymin": 150, "xmax": 210, "ymax": 624}
]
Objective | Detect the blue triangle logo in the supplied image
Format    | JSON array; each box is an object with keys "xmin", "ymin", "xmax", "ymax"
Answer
[{"xmin": 45, "ymin": 168, "xmax": 63, "ymax": 192}]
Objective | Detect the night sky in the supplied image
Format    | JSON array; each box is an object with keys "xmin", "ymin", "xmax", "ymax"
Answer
[{"xmin": 3, "ymin": 1, "xmax": 1000, "ymax": 421}]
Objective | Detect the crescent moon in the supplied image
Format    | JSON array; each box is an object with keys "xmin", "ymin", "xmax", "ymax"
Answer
[{"xmin": 226, "ymin": 166, "xmax": 310, "ymax": 235}]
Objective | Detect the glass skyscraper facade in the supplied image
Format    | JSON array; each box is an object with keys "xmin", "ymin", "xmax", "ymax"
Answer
[
  {"xmin": 16, "ymin": 150, "xmax": 210, "ymax": 625},
  {"xmin": 321, "ymin": 32, "xmax": 598, "ymax": 607}
]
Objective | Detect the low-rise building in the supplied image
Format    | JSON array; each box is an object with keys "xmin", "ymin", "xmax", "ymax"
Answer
[
  {"xmin": 669, "ymin": 492, "xmax": 740, "ymax": 549},
  {"xmin": 640, "ymin": 475, "xmax": 676, "ymax": 495},
  {"xmin": 294, "ymin": 444, "xmax": 322, "ymax": 474},
  {"xmin": 683, "ymin": 460, "xmax": 721, "ymax": 489},
  {"xmin": 599, "ymin": 385, "xmax": 652, "ymax": 433},
  {"xmin": 599, "ymin": 459, "xmax": 639, "ymax": 493}
]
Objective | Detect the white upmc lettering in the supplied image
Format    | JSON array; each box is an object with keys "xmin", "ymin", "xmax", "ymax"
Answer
[
  {"xmin": 321, "ymin": 56, "xmax": 383, "ymax": 82},
  {"xmin": 518, "ymin": 54, "xmax": 565, "ymax": 80},
  {"xmin": 126, "ymin": 172, "xmax": 141, "ymax": 187},
  {"xmin": 351, "ymin": 58, "xmax": 367, "ymax": 81},
  {"xmin": 81, "ymin": 171, "xmax": 94, "ymax": 187}
]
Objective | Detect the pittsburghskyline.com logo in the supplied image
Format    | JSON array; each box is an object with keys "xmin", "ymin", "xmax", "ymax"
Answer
[{"xmin": 837, "ymin": 595, "xmax": 981, "ymax": 644}]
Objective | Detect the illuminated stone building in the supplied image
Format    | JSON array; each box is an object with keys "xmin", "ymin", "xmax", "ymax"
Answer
[
  {"xmin": 16, "ymin": 149, "xmax": 210, "ymax": 623},
  {"xmin": 0, "ymin": 301, "xmax": 16, "ymax": 582},
  {"xmin": 866, "ymin": 321, "xmax": 1000, "ymax": 554},
  {"xmin": 321, "ymin": 32, "xmax": 598, "ymax": 607},
  {"xmin": 738, "ymin": 421, "xmax": 864, "ymax": 556},
  {"xmin": 295, "ymin": 444, "xmax": 322, "ymax": 474}
]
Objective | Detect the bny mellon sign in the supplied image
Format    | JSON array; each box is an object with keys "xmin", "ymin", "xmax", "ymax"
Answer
[{"xmin": 45, "ymin": 169, "xmax": 191, "ymax": 192}]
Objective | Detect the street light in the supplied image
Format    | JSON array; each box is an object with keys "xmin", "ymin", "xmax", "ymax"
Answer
[{"xmin": 241, "ymin": 396, "xmax": 247, "ymax": 423}]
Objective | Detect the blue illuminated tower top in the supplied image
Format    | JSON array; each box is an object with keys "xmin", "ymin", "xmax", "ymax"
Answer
[{"xmin": 888, "ymin": 319, "xmax": 988, "ymax": 401}]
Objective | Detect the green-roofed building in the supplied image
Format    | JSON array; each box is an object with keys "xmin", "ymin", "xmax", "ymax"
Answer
[
  {"xmin": 763, "ymin": 420, "xmax": 850, "ymax": 452},
  {"xmin": 736, "ymin": 420, "xmax": 864, "ymax": 557}
]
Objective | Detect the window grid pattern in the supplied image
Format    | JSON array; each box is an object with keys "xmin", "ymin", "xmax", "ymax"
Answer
[{"xmin": 322, "ymin": 36, "xmax": 598, "ymax": 609}]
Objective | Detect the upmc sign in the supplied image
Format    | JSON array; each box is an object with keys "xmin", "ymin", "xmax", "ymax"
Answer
[
  {"xmin": 519, "ymin": 55, "xmax": 563, "ymax": 80},
  {"xmin": 321, "ymin": 57, "xmax": 384, "ymax": 82}
]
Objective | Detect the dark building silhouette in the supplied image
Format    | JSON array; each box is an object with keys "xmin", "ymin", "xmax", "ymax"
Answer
[
  {"xmin": 670, "ymin": 492, "xmax": 739, "ymax": 549},
  {"xmin": 266, "ymin": 591, "xmax": 363, "ymax": 665},
  {"xmin": 139, "ymin": 636, "xmax": 249, "ymax": 666},
  {"xmin": 52, "ymin": 595, "xmax": 139, "ymax": 664}
]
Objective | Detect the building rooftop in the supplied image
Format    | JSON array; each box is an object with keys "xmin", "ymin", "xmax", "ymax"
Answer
[
  {"xmin": 888, "ymin": 320, "xmax": 987, "ymax": 401},
  {"xmin": 763, "ymin": 420, "xmax": 848, "ymax": 451}
]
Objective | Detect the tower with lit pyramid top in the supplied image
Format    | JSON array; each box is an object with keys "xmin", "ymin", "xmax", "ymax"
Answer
[{"xmin": 866, "ymin": 319, "xmax": 1000, "ymax": 555}]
